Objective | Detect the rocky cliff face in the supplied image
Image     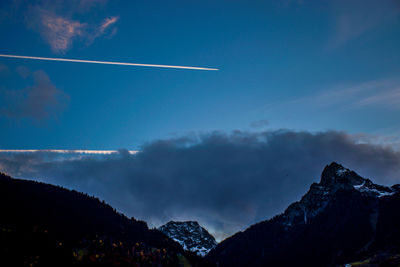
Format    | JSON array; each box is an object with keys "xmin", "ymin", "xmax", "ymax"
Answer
[{"xmin": 159, "ymin": 221, "xmax": 217, "ymax": 256}]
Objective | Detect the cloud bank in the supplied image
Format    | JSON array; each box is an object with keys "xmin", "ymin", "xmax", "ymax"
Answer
[{"xmin": 1, "ymin": 130, "xmax": 400, "ymax": 240}]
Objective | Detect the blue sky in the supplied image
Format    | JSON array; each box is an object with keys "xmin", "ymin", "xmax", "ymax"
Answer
[{"xmin": 1, "ymin": 0, "xmax": 400, "ymax": 150}]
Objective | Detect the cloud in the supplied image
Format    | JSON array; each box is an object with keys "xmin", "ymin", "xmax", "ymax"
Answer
[
  {"xmin": 38, "ymin": 10, "xmax": 87, "ymax": 53},
  {"xmin": 327, "ymin": 0, "xmax": 400, "ymax": 48},
  {"xmin": 33, "ymin": 12, "xmax": 119, "ymax": 53},
  {"xmin": 18, "ymin": 0, "xmax": 118, "ymax": 53},
  {"xmin": 98, "ymin": 16, "xmax": 119, "ymax": 34},
  {"xmin": 0, "ymin": 68, "xmax": 69, "ymax": 121},
  {"xmin": 87, "ymin": 16, "xmax": 119, "ymax": 45},
  {"xmin": 1, "ymin": 130, "xmax": 400, "ymax": 240},
  {"xmin": 41, "ymin": 12, "xmax": 87, "ymax": 52},
  {"xmin": 270, "ymin": 78, "xmax": 400, "ymax": 113},
  {"xmin": 355, "ymin": 88, "xmax": 400, "ymax": 109}
]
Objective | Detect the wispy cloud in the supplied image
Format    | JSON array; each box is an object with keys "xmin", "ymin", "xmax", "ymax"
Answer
[
  {"xmin": 0, "ymin": 67, "xmax": 69, "ymax": 121},
  {"xmin": 99, "ymin": 16, "xmax": 119, "ymax": 34},
  {"xmin": 272, "ymin": 78, "xmax": 400, "ymax": 112},
  {"xmin": 327, "ymin": 0, "xmax": 400, "ymax": 48},
  {"xmin": 18, "ymin": 0, "xmax": 119, "ymax": 53},
  {"xmin": 355, "ymin": 88, "xmax": 400, "ymax": 108},
  {"xmin": 87, "ymin": 16, "xmax": 119, "ymax": 45},
  {"xmin": 39, "ymin": 10, "xmax": 86, "ymax": 53}
]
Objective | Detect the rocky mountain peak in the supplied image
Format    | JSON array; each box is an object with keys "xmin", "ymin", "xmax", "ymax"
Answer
[
  {"xmin": 282, "ymin": 162, "xmax": 396, "ymax": 227},
  {"xmin": 158, "ymin": 221, "xmax": 217, "ymax": 256},
  {"xmin": 320, "ymin": 162, "xmax": 364, "ymax": 188}
]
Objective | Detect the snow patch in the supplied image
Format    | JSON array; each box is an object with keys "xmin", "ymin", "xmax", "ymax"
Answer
[
  {"xmin": 336, "ymin": 168, "xmax": 348, "ymax": 176},
  {"xmin": 353, "ymin": 183, "xmax": 394, "ymax": 198},
  {"xmin": 353, "ymin": 181, "xmax": 365, "ymax": 189}
]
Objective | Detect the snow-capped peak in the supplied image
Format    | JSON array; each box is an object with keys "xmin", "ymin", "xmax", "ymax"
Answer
[{"xmin": 158, "ymin": 221, "xmax": 217, "ymax": 256}]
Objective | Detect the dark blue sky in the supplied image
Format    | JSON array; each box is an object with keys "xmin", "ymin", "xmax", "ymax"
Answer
[{"xmin": 1, "ymin": 0, "xmax": 399, "ymax": 150}]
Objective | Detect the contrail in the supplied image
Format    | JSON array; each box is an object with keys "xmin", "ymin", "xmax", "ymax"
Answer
[
  {"xmin": 0, "ymin": 149, "xmax": 138, "ymax": 155},
  {"xmin": 0, "ymin": 54, "xmax": 219, "ymax": 71}
]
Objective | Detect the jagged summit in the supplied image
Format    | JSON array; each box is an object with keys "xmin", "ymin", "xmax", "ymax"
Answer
[
  {"xmin": 159, "ymin": 221, "xmax": 217, "ymax": 256},
  {"xmin": 320, "ymin": 162, "xmax": 395, "ymax": 197},
  {"xmin": 320, "ymin": 162, "xmax": 364, "ymax": 187},
  {"xmin": 282, "ymin": 162, "xmax": 397, "ymax": 227}
]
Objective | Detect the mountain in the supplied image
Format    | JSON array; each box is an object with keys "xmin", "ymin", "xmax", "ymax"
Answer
[
  {"xmin": 159, "ymin": 221, "xmax": 217, "ymax": 256},
  {"xmin": 0, "ymin": 172, "xmax": 214, "ymax": 267},
  {"xmin": 207, "ymin": 162, "xmax": 400, "ymax": 266}
]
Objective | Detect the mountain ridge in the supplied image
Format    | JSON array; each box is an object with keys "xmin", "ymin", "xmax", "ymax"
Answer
[{"xmin": 207, "ymin": 162, "xmax": 400, "ymax": 266}]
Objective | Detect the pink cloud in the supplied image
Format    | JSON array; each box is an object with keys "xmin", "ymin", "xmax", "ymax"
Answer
[
  {"xmin": 22, "ymin": 1, "xmax": 118, "ymax": 53},
  {"xmin": 40, "ymin": 11, "xmax": 87, "ymax": 53},
  {"xmin": 87, "ymin": 16, "xmax": 119, "ymax": 44},
  {"xmin": 99, "ymin": 16, "xmax": 119, "ymax": 32}
]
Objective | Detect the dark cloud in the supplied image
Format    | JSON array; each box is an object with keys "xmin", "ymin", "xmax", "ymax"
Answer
[
  {"xmin": 1, "ymin": 130, "xmax": 400, "ymax": 240},
  {"xmin": 0, "ymin": 68, "xmax": 69, "ymax": 121}
]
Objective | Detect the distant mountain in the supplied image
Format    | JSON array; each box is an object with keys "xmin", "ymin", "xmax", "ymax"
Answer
[
  {"xmin": 0, "ymin": 172, "xmax": 214, "ymax": 267},
  {"xmin": 159, "ymin": 221, "xmax": 217, "ymax": 256},
  {"xmin": 207, "ymin": 162, "xmax": 400, "ymax": 266}
]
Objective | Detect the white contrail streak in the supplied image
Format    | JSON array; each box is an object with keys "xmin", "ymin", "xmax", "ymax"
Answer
[
  {"xmin": 0, "ymin": 54, "xmax": 219, "ymax": 71},
  {"xmin": 0, "ymin": 149, "xmax": 138, "ymax": 155}
]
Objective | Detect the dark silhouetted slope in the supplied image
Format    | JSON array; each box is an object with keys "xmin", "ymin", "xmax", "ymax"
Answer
[{"xmin": 0, "ymin": 172, "xmax": 214, "ymax": 266}]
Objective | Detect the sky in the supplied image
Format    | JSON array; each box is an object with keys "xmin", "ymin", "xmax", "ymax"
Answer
[{"xmin": 1, "ymin": 0, "xmax": 400, "ymax": 240}]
